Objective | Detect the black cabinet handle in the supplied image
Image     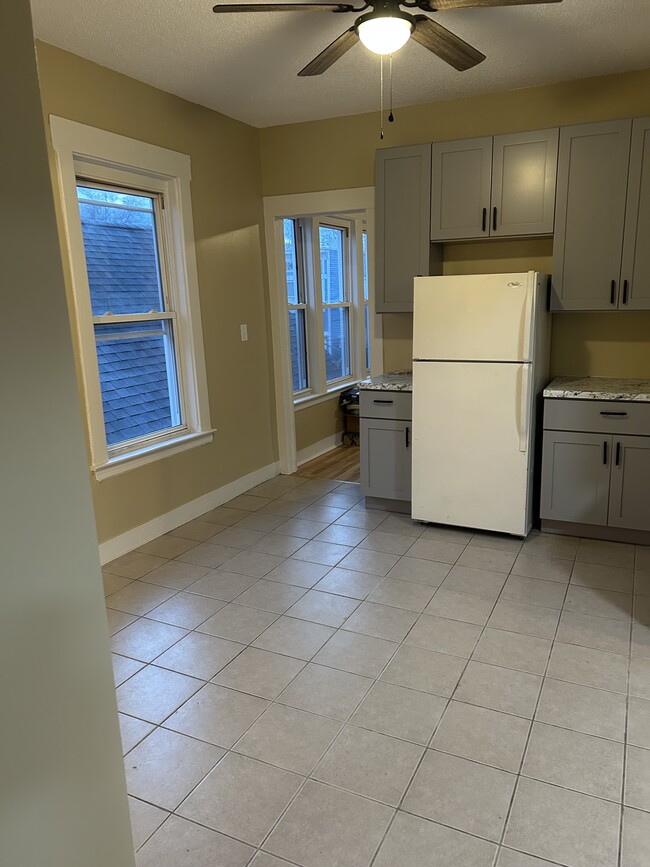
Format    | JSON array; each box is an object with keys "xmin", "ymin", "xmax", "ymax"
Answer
[
  {"xmin": 405, "ymin": 426, "xmax": 410, "ymax": 448},
  {"xmin": 492, "ymin": 206, "xmax": 497, "ymax": 231},
  {"xmin": 373, "ymin": 399, "xmax": 393, "ymax": 404},
  {"xmin": 482, "ymin": 208, "xmax": 487, "ymax": 232},
  {"xmin": 615, "ymin": 442, "xmax": 621, "ymax": 466},
  {"xmin": 610, "ymin": 280, "xmax": 617, "ymax": 305},
  {"xmin": 622, "ymin": 280, "xmax": 629, "ymax": 304},
  {"xmin": 600, "ymin": 411, "xmax": 628, "ymax": 417},
  {"xmin": 603, "ymin": 441, "xmax": 608, "ymax": 464}
]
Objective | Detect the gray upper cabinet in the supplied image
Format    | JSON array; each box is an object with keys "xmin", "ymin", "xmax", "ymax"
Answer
[
  {"xmin": 551, "ymin": 119, "xmax": 632, "ymax": 310},
  {"xmin": 375, "ymin": 144, "xmax": 432, "ymax": 313},
  {"xmin": 430, "ymin": 137, "xmax": 492, "ymax": 241},
  {"xmin": 620, "ymin": 117, "xmax": 650, "ymax": 310},
  {"xmin": 430, "ymin": 129, "xmax": 558, "ymax": 241}
]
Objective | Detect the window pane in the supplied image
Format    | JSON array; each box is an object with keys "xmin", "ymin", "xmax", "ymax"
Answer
[
  {"xmin": 362, "ymin": 230, "xmax": 369, "ymax": 302},
  {"xmin": 284, "ymin": 218, "xmax": 300, "ymax": 305},
  {"xmin": 323, "ymin": 307, "xmax": 350, "ymax": 382},
  {"xmin": 319, "ymin": 226, "xmax": 345, "ymax": 304},
  {"xmin": 77, "ymin": 185, "xmax": 165, "ymax": 316},
  {"xmin": 365, "ymin": 303, "xmax": 370, "ymax": 371},
  {"xmin": 94, "ymin": 320, "xmax": 181, "ymax": 447},
  {"xmin": 288, "ymin": 309, "xmax": 308, "ymax": 392}
]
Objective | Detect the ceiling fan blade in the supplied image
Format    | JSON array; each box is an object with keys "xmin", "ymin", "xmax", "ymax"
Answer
[
  {"xmin": 212, "ymin": 3, "xmax": 357, "ymax": 12},
  {"xmin": 427, "ymin": 0, "xmax": 562, "ymax": 9},
  {"xmin": 412, "ymin": 15, "xmax": 485, "ymax": 70},
  {"xmin": 298, "ymin": 27, "xmax": 359, "ymax": 76}
]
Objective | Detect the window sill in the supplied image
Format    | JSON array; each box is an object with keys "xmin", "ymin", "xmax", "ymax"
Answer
[
  {"xmin": 294, "ymin": 381, "xmax": 359, "ymax": 411},
  {"xmin": 93, "ymin": 430, "xmax": 215, "ymax": 480}
]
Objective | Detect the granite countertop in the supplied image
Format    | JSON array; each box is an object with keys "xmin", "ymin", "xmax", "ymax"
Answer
[
  {"xmin": 359, "ymin": 370, "xmax": 413, "ymax": 392},
  {"xmin": 544, "ymin": 376, "xmax": 650, "ymax": 402}
]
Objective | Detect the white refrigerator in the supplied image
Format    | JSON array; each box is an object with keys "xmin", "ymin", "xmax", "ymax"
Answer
[{"xmin": 411, "ymin": 271, "xmax": 551, "ymax": 537}]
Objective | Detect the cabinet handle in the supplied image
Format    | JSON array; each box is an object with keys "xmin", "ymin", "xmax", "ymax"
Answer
[
  {"xmin": 599, "ymin": 411, "xmax": 628, "ymax": 417},
  {"xmin": 610, "ymin": 280, "xmax": 617, "ymax": 305},
  {"xmin": 603, "ymin": 441, "xmax": 609, "ymax": 464},
  {"xmin": 615, "ymin": 441, "xmax": 621, "ymax": 466},
  {"xmin": 405, "ymin": 426, "xmax": 410, "ymax": 448},
  {"xmin": 482, "ymin": 208, "xmax": 487, "ymax": 232},
  {"xmin": 622, "ymin": 280, "xmax": 629, "ymax": 304},
  {"xmin": 373, "ymin": 399, "xmax": 393, "ymax": 404},
  {"xmin": 492, "ymin": 206, "xmax": 497, "ymax": 231}
]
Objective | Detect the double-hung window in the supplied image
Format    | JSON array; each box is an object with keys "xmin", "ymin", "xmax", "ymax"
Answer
[
  {"xmin": 51, "ymin": 118, "xmax": 212, "ymax": 479},
  {"xmin": 282, "ymin": 214, "xmax": 369, "ymax": 403}
]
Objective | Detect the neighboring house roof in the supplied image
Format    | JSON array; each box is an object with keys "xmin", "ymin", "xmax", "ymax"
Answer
[{"xmin": 80, "ymin": 220, "xmax": 173, "ymax": 445}]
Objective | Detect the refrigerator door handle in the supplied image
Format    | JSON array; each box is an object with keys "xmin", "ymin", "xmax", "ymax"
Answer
[
  {"xmin": 519, "ymin": 278, "xmax": 534, "ymax": 361},
  {"xmin": 517, "ymin": 365, "xmax": 532, "ymax": 453}
]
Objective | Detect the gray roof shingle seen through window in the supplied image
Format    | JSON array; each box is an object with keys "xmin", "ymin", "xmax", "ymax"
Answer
[{"xmin": 81, "ymin": 219, "xmax": 177, "ymax": 446}]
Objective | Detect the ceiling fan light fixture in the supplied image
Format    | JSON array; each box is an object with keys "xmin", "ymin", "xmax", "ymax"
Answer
[{"xmin": 357, "ymin": 15, "xmax": 413, "ymax": 55}]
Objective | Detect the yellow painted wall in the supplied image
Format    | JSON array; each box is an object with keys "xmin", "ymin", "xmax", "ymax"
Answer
[
  {"xmin": 260, "ymin": 68, "xmax": 650, "ymax": 378},
  {"xmin": 295, "ymin": 396, "xmax": 344, "ymax": 454},
  {"xmin": 36, "ymin": 42, "xmax": 277, "ymax": 543}
]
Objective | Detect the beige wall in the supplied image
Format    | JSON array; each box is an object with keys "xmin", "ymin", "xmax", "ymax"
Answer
[
  {"xmin": 295, "ymin": 397, "xmax": 344, "ymax": 454},
  {"xmin": 1, "ymin": 4, "xmax": 134, "ymax": 865},
  {"xmin": 260, "ymin": 68, "xmax": 650, "ymax": 378},
  {"xmin": 36, "ymin": 42, "xmax": 277, "ymax": 543}
]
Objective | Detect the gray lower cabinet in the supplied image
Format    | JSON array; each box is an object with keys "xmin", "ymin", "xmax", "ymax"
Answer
[
  {"xmin": 540, "ymin": 399, "xmax": 650, "ymax": 535},
  {"xmin": 430, "ymin": 128, "xmax": 558, "ymax": 241},
  {"xmin": 360, "ymin": 417, "xmax": 412, "ymax": 501},
  {"xmin": 540, "ymin": 431, "xmax": 611, "ymax": 525},
  {"xmin": 608, "ymin": 435, "xmax": 650, "ymax": 530},
  {"xmin": 359, "ymin": 391, "xmax": 412, "ymax": 501},
  {"xmin": 375, "ymin": 144, "xmax": 432, "ymax": 313}
]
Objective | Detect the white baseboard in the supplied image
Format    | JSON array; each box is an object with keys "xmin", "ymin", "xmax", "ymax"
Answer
[
  {"xmin": 99, "ymin": 461, "xmax": 280, "ymax": 565},
  {"xmin": 297, "ymin": 432, "xmax": 342, "ymax": 467}
]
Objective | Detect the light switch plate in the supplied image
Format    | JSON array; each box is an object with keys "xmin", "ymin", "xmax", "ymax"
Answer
[{"xmin": 240, "ymin": 324, "xmax": 248, "ymax": 342}]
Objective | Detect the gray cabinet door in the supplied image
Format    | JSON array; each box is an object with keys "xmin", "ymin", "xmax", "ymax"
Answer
[
  {"xmin": 431, "ymin": 137, "xmax": 492, "ymax": 241},
  {"xmin": 376, "ymin": 144, "xmax": 432, "ymax": 313},
  {"xmin": 551, "ymin": 119, "xmax": 632, "ymax": 310},
  {"xmin": 540, "ymin": 431, "xmax": 611, "ymax": 525},
  {"xmin": 608, "ymin": 435, "xmax": 650, "ymax": 531},
  {"xmin": 491, "ymin": 128, "xmax": 558, "ymax": 237},
  {"xmin": 620, "ymin": 117, "xmax": 650, "ymax": 310},
  {"xmin": 360, "ymin": 417, "xmax": 412, "ymax": 500}
]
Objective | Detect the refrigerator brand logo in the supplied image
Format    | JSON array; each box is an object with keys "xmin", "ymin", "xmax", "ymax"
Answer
[{"xmin": 507, "ymin": 281, "xmax": 523, "ymax": 287}]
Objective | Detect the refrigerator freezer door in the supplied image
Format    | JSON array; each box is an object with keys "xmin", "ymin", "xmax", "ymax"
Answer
[
  {"xmin": 413, "ymin": 272, "xmax": 537, "ymax": 362},
  {"xmin": 411, "ymin": 360, "xmax": 533, "ymax": 536}
]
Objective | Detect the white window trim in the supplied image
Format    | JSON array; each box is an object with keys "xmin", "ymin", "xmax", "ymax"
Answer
[
  {"xmin": 263, "ymin": 188, "xmax": 382, "ymax": 474},
  {"xmin": 49, "ymin": 116, "xmax": 213, "ymax": 480}
]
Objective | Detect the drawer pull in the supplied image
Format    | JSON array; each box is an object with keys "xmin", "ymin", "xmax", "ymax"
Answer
[
  {"xmin": 373, "ymin": 399, "xmax": 394, "ymax": 404},
  {"xmin": 603, "ymin": 441, "xmax": 608, "ymax": 465},
  {"xmin": 599, "ymin": 411, "xmax": 628, "ymax": 417},
  {"xmin": 615, "ymin": 441, "xmax": 621, "ymax": 466}
]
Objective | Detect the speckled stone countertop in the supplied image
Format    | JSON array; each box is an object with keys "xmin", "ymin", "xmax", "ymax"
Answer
[
  {"xmin": 359, "ymin": 370, "xmax": 413, "ymax": 392},
  {"xmin": 544, "ymin": 376, "xmax": 650, "ymax": 402}
]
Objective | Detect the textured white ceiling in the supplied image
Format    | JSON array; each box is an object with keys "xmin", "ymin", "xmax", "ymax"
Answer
[{"xmin": 30, "ymin": 0, "xmax": 650, "ymax": 128}]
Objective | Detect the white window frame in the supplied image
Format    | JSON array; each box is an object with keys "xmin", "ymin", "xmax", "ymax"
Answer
[
  {"xmin": 50, "ymin": 116, "xmax": 213, "ymax": 480},
  {"xmin": 264, "ymin": 188, "xmax": 382, "ymax": 474}
]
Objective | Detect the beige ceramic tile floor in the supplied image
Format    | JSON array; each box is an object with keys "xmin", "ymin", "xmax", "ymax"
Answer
[{"xmin": 104, "ymin": 473, "xmax": 650, "ymax": 867}]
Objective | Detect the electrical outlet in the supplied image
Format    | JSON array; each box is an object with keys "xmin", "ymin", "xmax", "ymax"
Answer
[{"xmin": 240, "ymin": 324, "xmax": 248, "ymax": 342}]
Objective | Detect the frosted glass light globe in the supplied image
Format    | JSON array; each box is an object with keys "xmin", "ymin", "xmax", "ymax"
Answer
[{"xmin": 358, "ymin": 17, "xmax": 412, "ymax": 55}]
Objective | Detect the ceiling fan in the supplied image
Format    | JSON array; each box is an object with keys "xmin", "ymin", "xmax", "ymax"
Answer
[{"xmin": 212, "ymin": 0, "xmax": 562, "ymax": 77}]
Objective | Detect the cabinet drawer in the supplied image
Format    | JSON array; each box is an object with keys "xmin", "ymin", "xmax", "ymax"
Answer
[
  {"xmin": 359, "ymin": 391, "xmax": 412, "ymax": 420},
  {"xmin": 544, "ymin": 399, "xmax": 650, "ymax": 436}
]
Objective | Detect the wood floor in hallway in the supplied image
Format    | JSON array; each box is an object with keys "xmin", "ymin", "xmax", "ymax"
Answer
[{"xmin": 296, "ymin": 445, "xmax": 360, "ymax": 482}]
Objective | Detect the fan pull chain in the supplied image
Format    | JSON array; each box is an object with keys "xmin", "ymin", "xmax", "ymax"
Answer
[
  {"xmin": 379, "ymin": 54, "xmax": 384, "ymax": 140},
  {"xmin": 388, "ymin": 54, "xmax": 394, "ymax": 123}
]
